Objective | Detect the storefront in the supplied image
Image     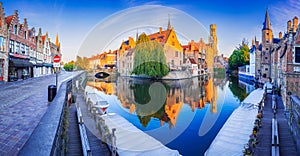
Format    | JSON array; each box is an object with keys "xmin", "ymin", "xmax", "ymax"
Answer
[
  {"xmin": 9, "ymin": 57, "xmax": 33, "ymax": 81},
  {"xmin": 0, "ymin": 59, "xmax": 4, "ymax": 81}
]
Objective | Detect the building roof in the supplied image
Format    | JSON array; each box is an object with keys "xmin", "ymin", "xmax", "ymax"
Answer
[
  {"xmin": 259, "ymin": 44, "xmax": 263, "ymax": 51},
  {"xmin": 189, "ymin": 58, "xmax": 197, "ymax": 64},
  {"xmin": 262, "ymin": 8, "xmax": 271, "ymax": 30},
  {"xmin": 273, "ymin": 38, "xmax": 280, "ymax": 44},
  {"xmin": 181, "ymin": 45, "xmax": 189, "ymax": 49},
  {"xmin": 148, "ymin": 29, "xmax": 171, "ymax": 44},
  {"xmin": 42, "ymin": 35, "xmax": 46, "ymax": 43},
  {"xmin": 5, "ymin": 15, "xmax": 14, "ymax": 26}
]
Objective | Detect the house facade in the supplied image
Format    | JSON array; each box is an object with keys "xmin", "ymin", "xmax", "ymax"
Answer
[{"xmin": 0, "ymin": 3, "xmax": 62, "ymax": 82}]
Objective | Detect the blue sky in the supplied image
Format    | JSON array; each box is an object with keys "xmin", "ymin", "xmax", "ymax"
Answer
[{"xmin": 2, "ymin": 0, "xmax": 300, "ymax": 62}]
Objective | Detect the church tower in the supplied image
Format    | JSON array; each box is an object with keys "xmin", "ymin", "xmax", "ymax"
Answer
[
  {"xmin": 262, "ymin": 8, "xmax": 273, "ymax": 46},
  {"xmin": 261, "ymin": 8, "xmax": 273, "ymax": 79}
]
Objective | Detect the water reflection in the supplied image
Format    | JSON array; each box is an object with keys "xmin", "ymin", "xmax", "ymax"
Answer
[
  {"xmin": 87, "ymin": 75, "xmax": 228, "ymax": 128},
  {"xmin": 228, "ymin": 76, "xmax": 255, "ymax": 101}
]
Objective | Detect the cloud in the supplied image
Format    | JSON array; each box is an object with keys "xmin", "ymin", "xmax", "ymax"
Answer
[{"xmin": 270, "ymin": 0, "xmax": 300, "ymax": 35}]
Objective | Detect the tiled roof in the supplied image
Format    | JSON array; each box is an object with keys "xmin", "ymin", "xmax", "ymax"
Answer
[
  {"xmin": 5, "ymin": 15, "xmax": 14, "ymax": 26},
  {"xmin": 148, "ymin": 29, "xmax": 171, "ymax": 43},
  {"xmin": 182, "ymin": 45, "xmax": 189, "ymax": 49},
  {"xmin": 189, "ymin": 58, "xmax": 197, "ymax": 64},
  {"xmin": 42, "ymin": 35, "xmax": 46, "ymax": 43}
]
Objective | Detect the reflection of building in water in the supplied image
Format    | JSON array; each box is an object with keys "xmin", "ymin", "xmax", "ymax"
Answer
[
  {"xmin": 165, "ymin": 86, "xmax": 184, "ymax": 126},
  {"xmin": 87, "ymin": 81, "xmax": 116, "ymax": 95},
  {"xmin": 205, "ymin": 76, "xmax": 218, "ymax": 113},
  {"xmin": 238, "ymin": 80, "xmax": 255, "ymax": 94},
  {"xmin": 90, "ymin": 76, "xmax": 220, "ymax": 127}
]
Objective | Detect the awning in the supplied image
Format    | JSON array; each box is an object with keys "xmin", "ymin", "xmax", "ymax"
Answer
[
  {"xmin": 43, "ymin": 63, "xmax": 53, "ymax": 67},
  {"xmin": 9, "ymin": 58, "xmax": 33, "ymax": 67}
]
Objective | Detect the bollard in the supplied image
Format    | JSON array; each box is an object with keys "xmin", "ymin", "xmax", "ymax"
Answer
[{"xmin": 48, "ymin": 85, "xmax": 57, "ymax": 102}]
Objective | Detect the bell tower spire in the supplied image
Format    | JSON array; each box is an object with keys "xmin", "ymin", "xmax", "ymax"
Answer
[
  {"xmin": 262, "ymin": 7, "xmax": 273, "ymax": 45},
  {"xmin": 167, "ymin": 14, "xmax": 171, "ymax": 30}
]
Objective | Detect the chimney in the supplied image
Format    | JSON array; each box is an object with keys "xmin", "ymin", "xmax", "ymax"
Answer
[
  {"xmin": 24, "ymin": 18, "xmax": 27, "ymax": 25},
  {"xmin": 287, "ymin": 20, "xmax": 292, "ymax": 33},
  {"xmin": 14, "ymin": 10, "xmax": 18, "ymax": 16},
  {"xmin": 159, "ymin": 27, "xmax": 162, "ymax": 33},
  {"xmin": 293, "ymin": 16, "xmax": 298, "ymax": 33},
  {"xmin": 279, "ymin": 32, "xmax": 282, "ymax": 39}
]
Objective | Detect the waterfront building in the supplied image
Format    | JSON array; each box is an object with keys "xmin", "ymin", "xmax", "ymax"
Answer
[
  {"xmin": 182, "ymin": 24, "xmax": 218, "ymax": 74},
  {"xmin": 0, "ymin": 3, "xmax": 62, "ymax": 82},
  {"xmin": 253, "ymin": 8, "xmax": 300, "ymax": 107},
  {"xmin": 0, "ymin": 2, "xmax": 8, "ymax": 82},
  {"xmin": 276, "ymin": 16, "xmax": 300, "ymax": 108},
  {"xmin": 6, "ymin": 10, "xmax": 34, "ymax": 81}
]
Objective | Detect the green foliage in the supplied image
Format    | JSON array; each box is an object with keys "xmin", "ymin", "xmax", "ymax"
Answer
[
  {"xmin": 132, "ymin": 34, "xmax": 169, "ymax": 77},
  {"xmin": 228, "ymin": 76, "xmax": 249, "ymax": 101},
  {"xmin": 63, "ymin": 61, "xmax": 74, "ymax": 71},
  {"xmin": 228, "ymin": 39, "xmax": 250, "ymax": 70}
]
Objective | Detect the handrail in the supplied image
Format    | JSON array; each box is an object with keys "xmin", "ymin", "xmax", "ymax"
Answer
[
  {"xmin": 76, "ymin": 105, "xmax": 91, "ymax": 156},
  {"xmin": 271, "ymin": 118, "xmax": 280, "ymax": 156}
]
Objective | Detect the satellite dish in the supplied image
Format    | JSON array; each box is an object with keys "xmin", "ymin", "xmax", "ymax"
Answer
[{"xmin": 95, "ymin": 72, "xmax": 110, "ymax": 79}]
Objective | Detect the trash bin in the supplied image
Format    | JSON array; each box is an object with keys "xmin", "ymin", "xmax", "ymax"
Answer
[{"xmin": 48, "ymin": 85, "xmax": 57, "ymax": 102}]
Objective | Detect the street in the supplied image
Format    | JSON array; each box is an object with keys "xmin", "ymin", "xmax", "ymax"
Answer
[{"xmin": 0, "ymin": 71, "xmax": 77, "ymax": 155}]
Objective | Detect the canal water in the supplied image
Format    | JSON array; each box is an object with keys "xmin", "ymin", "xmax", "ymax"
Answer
[{"xmin": 86, "ymin": 74, "xmax": 254, "ymax": 156}]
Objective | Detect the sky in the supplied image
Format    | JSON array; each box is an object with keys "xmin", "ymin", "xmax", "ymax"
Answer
[{"xmin": 2, "ymin": 0, "xmax": 300, "ymax": 62}]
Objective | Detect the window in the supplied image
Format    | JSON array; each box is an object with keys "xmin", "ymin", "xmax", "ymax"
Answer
[
  {"xmin": 14, "ymin": 25, "xmax": 17, "ymax": 34},
  {"xmin": 266, "ymin": 40, "xmax": 269, "ymax": 43},
  {"xmin": 265, "ymin": 57, "xmax": 268, "ymax": 60},
  {"xmin": 0, "ymin": 37, "xmax": 5, "ymax": 51},
  {"xmin": 25, "ymin": 46, "xmax": 29, "ymax": 55},
  {"xmin": 266, "ymin": 48, "xmax": 269, "ymax": 50},
  {"xmin": 265, "ymin": 68, "xmax": 268, "ymax": 71},
  {"xmin": 20, "ymin": 44, "xmax": 25, "ymax": 54},
  {"xmin": 9, "ymin": 40, "xmax": 14, "ymax": 53},
  {"xmin": 295, "ymin": 47, "xmax": 300, "ymax": 63},
  {"xmin": 15, "ymin": 42, "xmax": 20, "ymax": 53},
  {"xmin": 171, "ymin": 60, "xmax": 174, "ymax": 66},
  {"xmin": 266, "ymin": 33, "xmax": 269, "ymax": 36},
  {"xmin": 175, "ymin": 51, "xmax": 178, "ymax": 57},
  {"xmin": 24, "ymin": 31, "xmax": 27, "ymax": 39},
  {"xmin": 172, "ymin": 42, "xmax": 175, "ymax": 46}
]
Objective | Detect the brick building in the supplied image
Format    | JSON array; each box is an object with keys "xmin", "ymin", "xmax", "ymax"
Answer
[{"xmin": 0, "ymin": 3, "xmax": 62, "ymax": 82}]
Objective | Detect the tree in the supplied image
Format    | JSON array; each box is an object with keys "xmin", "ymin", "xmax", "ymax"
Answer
[
  {"xmin": 63, "ymin": 61, "xmax": 74, "ymax": 71},
  {"xmin": 75, "ymin": 55, "xmax": 89, "ymax": 70},
  {"xmin": 132, "ymin": 33, "xmax": 169, "ymax": 77},
  {"xmin": 228, "ymin": 39, "xmax": 250, "ymax": 70}
]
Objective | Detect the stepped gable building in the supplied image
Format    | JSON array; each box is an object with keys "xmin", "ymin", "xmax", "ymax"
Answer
[
  {"xmin": 0, "ymin": 2, "xmax": 8, "ymax": 81},
  {"xmin": 0, "ymin": 2, "xmax": 62, "ymax": 82},
  {"xmin": 252, "ymin": 7, "xmax": 300, "ymax": 107}
]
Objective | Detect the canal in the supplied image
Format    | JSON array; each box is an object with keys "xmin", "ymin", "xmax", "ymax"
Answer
[{"xmin": 86, "ymin": 74, "xmax": 254, "ymax": 156}]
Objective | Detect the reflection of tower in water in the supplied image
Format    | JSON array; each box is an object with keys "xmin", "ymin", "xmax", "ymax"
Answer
[{"xmin": 205, "ymin": 76, "xmax": 218, "ymax": 113}]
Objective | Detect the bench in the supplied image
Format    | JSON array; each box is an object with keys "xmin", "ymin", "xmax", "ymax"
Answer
[{"xmin": 271, "ymin": 118, "xmax": 280, "ymax": 156}]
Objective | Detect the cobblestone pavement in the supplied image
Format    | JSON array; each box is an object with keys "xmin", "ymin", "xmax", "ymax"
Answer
[{"xmin": 0, "ymin": 72, "xmax": 78, "ymax": 155}]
